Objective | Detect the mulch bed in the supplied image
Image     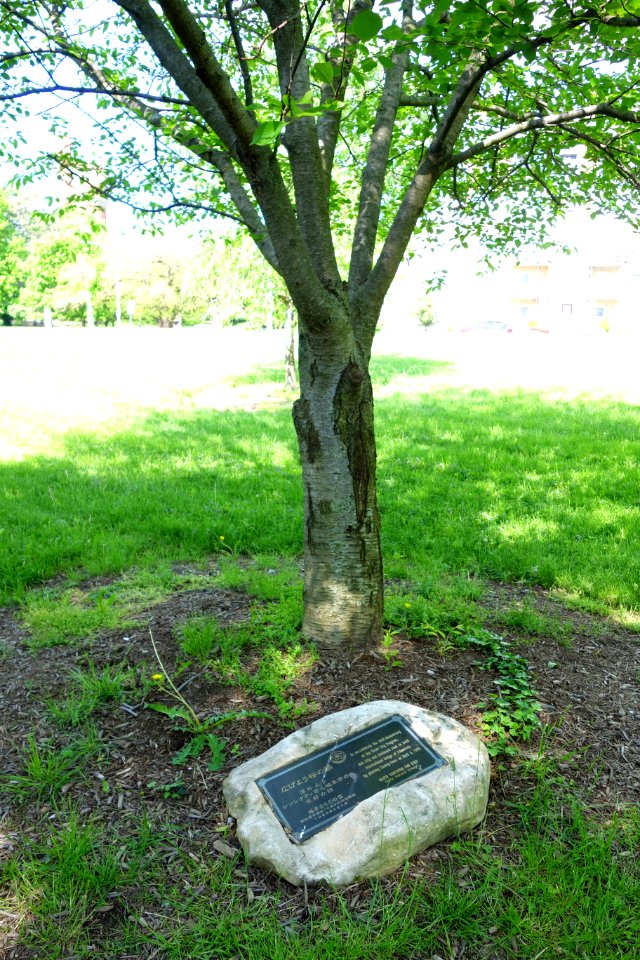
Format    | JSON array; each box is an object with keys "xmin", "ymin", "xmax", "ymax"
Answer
[{"xmin": 0, "ymin": 575, "xmax": 638, "ymax": 957}]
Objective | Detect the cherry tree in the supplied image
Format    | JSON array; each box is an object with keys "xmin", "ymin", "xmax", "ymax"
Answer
[{"xmin": 1, "ymin": 0, "xmax": 638, "ymax": 646}]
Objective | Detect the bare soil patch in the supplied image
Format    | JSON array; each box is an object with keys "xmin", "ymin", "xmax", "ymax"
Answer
[{"xmin": 1, "ymin": 577, "xmax": 638, "ymax": 958}]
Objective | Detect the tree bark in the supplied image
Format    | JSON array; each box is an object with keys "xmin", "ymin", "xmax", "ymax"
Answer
[{"xmin": 293, "ymin": 313, "xmax": 383, "ymax": 650}]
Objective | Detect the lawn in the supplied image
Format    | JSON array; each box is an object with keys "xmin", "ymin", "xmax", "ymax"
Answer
[{"xmin": 1, "ymin": 332, "xmax": 638, "ymax": 959}]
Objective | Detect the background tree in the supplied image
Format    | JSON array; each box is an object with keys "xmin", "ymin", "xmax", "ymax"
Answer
[
  {"xmin": 196, "ymin": 232, "xmax": 290, "ymax": 328},
  {"xmin": 1, "ymin": 0, "xmax": 638, "ymax": 647},
  {"xmin": 114, "ymin": 229, "xmax": 289, "ymax": 326},
  {"xmin": 0, "ymin": 189, "xmax": 27, "ymax": 321},
  {"xmin": 17, "ymin": 205, "xmax": 109, "ymax": 325}
]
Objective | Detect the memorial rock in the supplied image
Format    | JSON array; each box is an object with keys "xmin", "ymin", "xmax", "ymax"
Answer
[{"xmin": 223, "ymin": 700, "xmax": 490, "ymax": 887}]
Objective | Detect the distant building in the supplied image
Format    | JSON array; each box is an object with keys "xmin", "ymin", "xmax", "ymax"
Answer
[
  {"xmin": 505, "ymin": 210, "xmax": 640, "ymax": 333},
  {"xmin": 417, "ymin": 208, "xmax": 640, "ymax": 334}
]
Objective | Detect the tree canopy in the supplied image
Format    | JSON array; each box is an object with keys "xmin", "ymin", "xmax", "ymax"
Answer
[
  {"xmin": 1, "ymin": 1, "xmax": 638, "ymax": 277},
  {"xmin": 2, "ymin": 0, "xmax": 639, "ymax": 647}
]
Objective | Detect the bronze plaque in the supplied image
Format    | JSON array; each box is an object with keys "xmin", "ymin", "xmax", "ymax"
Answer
[{"xmin": 257, "ymin": 714, "xmax": 446, "ymax": 843}]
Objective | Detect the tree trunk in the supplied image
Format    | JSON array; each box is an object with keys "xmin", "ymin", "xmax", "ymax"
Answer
[{"xmin": 293, "ymin": 317, "xmax": 383, "ymax": 650}]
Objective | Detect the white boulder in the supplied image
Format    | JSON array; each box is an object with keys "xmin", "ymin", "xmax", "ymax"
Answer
[{"xmin": 222, "ymin": 700, "xmax": 490, "ymax": 887}]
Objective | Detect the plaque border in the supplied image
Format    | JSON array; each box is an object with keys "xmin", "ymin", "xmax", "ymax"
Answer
[{"xmin": 257, "ymin": 714, "xmax": 447, "ymax": 843}]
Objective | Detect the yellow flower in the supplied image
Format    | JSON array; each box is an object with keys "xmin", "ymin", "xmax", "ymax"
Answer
[
  {"xmin": 152, "ymin": 673, "xmax": 163, "ymax": 682},
  {"xmin": 404, "ymin": 603, "xmax": 411, "ymax": 609},
  {"xmin": 220, "ymin": 535, "xmax": 225, "ymax": 541}
]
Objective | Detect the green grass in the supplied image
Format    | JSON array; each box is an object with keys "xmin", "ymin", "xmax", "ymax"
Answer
[
  {"xmin": 377, "ymin": 389, "xmax": 640, "ymax": 612},
  {"xmin": 2, "ymin": 350, "xmax": 639, "ymax": 957},
  {"xmin": 494, "ymin": 601, "xmax": 575, "ymax": 644},
  {"xmin": 1, "ymin": 811, "xmax": 159, "ymax": 958},
  {"xmin": 47, "ymin": 661, "xmax": 138, "ymax": 727},
  {"xmin": 173, "ymin": 571, "xmax": 313, "ymax": 722},
  {"xmin": 2, "ymin": 780, "xmax": 637, "ymax": 959},
  {"xmin": 21, "ymin": 589, "xmax": 131, "ymax": 647},
  {"xmin": 20, "ymin": 567, "xmax": 219, "ymax": 648},
  {"xmin": 225, "ymin": 363, "xmax": 293, "ymax": 386},
  {"xmin": 2, "ymin": 366, "xmax": 640, "ymax": 621},
  {"xmin": 0, "ymin": 728, "xmax": 103, "ymax": 803},
  {"xmin": 0, "ymin": 406, "xmax": 300, "ymax": 603},
  {"xmin": 227, "ymin": 356, "xmax": 451, "ymax": 388},
  {"xmin": 179, "ymin": 613, "xmax": 225, "ymax": 662}
]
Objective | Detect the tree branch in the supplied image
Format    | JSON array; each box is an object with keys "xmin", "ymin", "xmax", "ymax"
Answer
[
  {"xmin": 351, "ymin": 50, "xmax": 486, "ymax": 328},
  {"xmin": 47, "ymin": 153, "xmax": 250, "ymax": 222},
  {"xmin": 224, "ymin": 0, "xmax": 254, "ymax": 110},
  {"xmin": 155, "ymin": 0, "xmax": 256, "ymax": 147},
  {"xmin": 348, "ymin": 1, "xmax": 415, "ymax": 296},
  {"xmin": 0, "ymin": 84, "xmax": 189, "ymax": 107},
  {"xmin": 21, "ymin": 17, "xmax": 281, "ymax": 272},
  {"xmin": 555, "ymin": 123, "xmax": 640, "ymax": 191},
  {"xmin": 112, "ymin": 0, "xmax": 241, "ymax": 154},
  {"xmin": 110, "ymin": 0, "xmax": 334, "ymax": 321},
  {"xmin": 314, "ymin": 0, "xmax": 369, "ymax": 185},
  {"xmin": 261, "ymin": 0, "xmax": 343, "ymax": 294},
  {"xmin": 447, "ymin": 102, "xmax": 640, "ymax": 169},
  {"xmin": 399, "ymin": 94, "xmax": 538, "ymax": 124}
]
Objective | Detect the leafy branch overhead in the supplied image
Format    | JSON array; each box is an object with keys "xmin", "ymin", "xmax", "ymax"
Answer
[{"xmin": 1, "ymin": 0, "xmax": 638, "ymax": 304}]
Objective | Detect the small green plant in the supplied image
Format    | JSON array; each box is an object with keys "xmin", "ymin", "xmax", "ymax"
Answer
[
  {"xmin": 381, "ymin": 628, "xmax": 403, "ymax": 669},
  {"xmin": 178, "ymin": 614, "xmax": 224, "ymax": 663},
  {"xmin": 384, "ymin": 583, "xmax": 481, "ymax": 642},
  {"xmin": 47, "ymin": 690, "xmax": 96, "ymax": 728},
  {"xmin": 47, "ymin": 661, "xmax": 136, "ymax": 727},
  {"xmin": 462, "ymin": 629, "xmax": 542, "ymax": 756},
  {"xmin": 147, "ymin": 775, "xmax": 187, "ymax": 799},
  {"xmin": 246, "ymin": 643, "xmax": 315, "ymax": 719},
  {"xmin": 73, "ymin": 660, "xmax": 134, "ymax": 701},
  {"xmin": 0, "ymin": 730, "xmax": 101, "ymax": 803},
  {"xmin": 147, "ymin": 633, "xmax": 268, "ymax": 770},
  {"xmin": 188, "ymin": 584, "xmax": 315, "ymax": 720}
]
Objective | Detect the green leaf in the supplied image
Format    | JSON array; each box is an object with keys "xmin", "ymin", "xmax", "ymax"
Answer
[
  {"xmin": 172, "ymin": 734, "xmax": 208, "ymax": 766},
  {"xmin": 147, "ymin": 703, "xmax": 192, "ymax": 724},
  {"xmin": 311, "ymin": 62, "xmax": 334, "ymax": 85},
  {"xmin": 206, "ymin": 734, "xmax": 226, "ymax": 771},
  {"xmin": 251, "ymin": 120, "xmax": 285, "ymax": 147},
  {"xmin": 351, "ymin": 11, "xmax": 383, "ymax": 42},
  {"xmin": 381, "ymin": 25, "xmax": 404, "ymax": 41}
]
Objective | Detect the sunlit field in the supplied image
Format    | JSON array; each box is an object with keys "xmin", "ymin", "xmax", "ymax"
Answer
[{"xmin": 1, "ymin": 326, "xmax": 639, "ymax": 620}]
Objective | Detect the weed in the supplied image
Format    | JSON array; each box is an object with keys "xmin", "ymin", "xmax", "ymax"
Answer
[
  {"xmin": 247, "ymin": 644, "xmax": 315, "ymax": 719},
  {"xmin": 461, "ymin": 629, "xmax": 542, "ymax": 755},
  {"xmin": 496, "ymin": 601, "xmax": 574, "ymax": 644},
  {"xmin": 146, "ymin": 775, "xmax": 187, "ymax": 799},
  {"xmin": 181, "ymin": 580, "xmax": 315, "ymax": 720},
  {"xmin": 381, "ymin": 628, "xmax": 403, "ymax": 669},
  {"xmin": 47, "ymin": 661, "xmax": 136, "ymax": 727},
  {"xmin": 1, "ymin": 729, "xmax": 102, "ymax": 803},
  {"xmin": 179, "ymin": 614, "xmax": 224, "ymax": 662},
  {"xmin": 384, "ymin": 580, "xmax": 482, "ymax": 642},
  {"xmin": 47, "ymin": 689, "xmax": 96, "ymax": 728},
  {"xmin": 73, "ymin": 660, "xmax": 135, "ymax": 702},
  {"xmin": 148, "ymin": 632, "xmax": 269, "ymax": 769}
]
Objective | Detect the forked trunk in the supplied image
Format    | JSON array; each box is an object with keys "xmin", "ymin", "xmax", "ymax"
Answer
[{"xmin": 293, "ymin": 318, "xmax": 383, "ymax": 650}]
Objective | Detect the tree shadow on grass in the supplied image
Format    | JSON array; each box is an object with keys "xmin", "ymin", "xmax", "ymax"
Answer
[
  {"xmin": 0, "ymin": 406, "xmax": 302, "ymax": 601},
  {"xmin": 1, "ymin": 383, "xmax": 640, "ymax": 614},
  {"xmin": 378, "ymin": 388, "xmax": 640, "ymax": 611}
]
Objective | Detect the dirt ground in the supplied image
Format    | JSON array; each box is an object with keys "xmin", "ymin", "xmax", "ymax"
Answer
[{"xmin": 1, "ymin": 576, "xmax": 638, "ymax": 899}]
